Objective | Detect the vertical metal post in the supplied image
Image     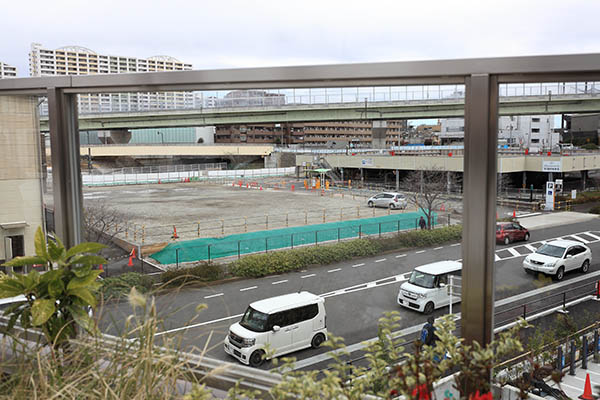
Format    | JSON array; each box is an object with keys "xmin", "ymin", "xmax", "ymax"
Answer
[
  {"xmin": 175, "ymin": 248, "xmax": 180, "ymax": 268},
  {"xmin": 338, "ymin": 228, "xmax": 341, "ymax": 242},
  {"xmin": 583, "ymin": 336, "xmax": 588, "ymax": 369},
  {"xmin": 265, "ymin": 238, "xmax": 268, "ymax": 253},
  {"xmin": 557, "ymin": 345, "xmax": 564, "ymax": 370},
  {"xmin": 462, "ymin": 74, "xmax": 498, "ymax": 349},
  {"xmin": 238, "ymin": 241, "xmax": 241, "ymax": 259},
  {"xmin": 395, "ymin": 169, "xmax": 399, "ymax": 191},
  {"xmin": 594, "ymin": 329, "xmax": 599, "ymax": 363},
  {"xmin": 208, "ymin": 245, "xmax": 211, "ymax": 263},
  {"xmin": 569, "ymin": 341, "xmax": 576, "ymax": 375},
  {"xmin": 379, "ymin": 223, "xmax": 381, "ymax": 238},
  {"xmin": 359, "ymin": 225, "xmax": 362, "ymax": 239},
  {"xmin": 291, "ymin": 234, "xmax": 294, "ymax": 249},
  {"xmin": 47, "ymin": 88, "xmax": 83, "ymax": 248}
]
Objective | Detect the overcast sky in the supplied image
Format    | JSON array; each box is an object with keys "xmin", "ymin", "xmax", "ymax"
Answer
[{"xmin": 2, "ymin": 0, "xmax": 600, "ymax": 77}]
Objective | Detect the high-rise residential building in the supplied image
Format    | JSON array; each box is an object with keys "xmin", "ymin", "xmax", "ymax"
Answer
[
  {"xmin": 0, "ymin": 62, "xmax": 17, "ymax": 78},
  {"xmin": 29, "ymin": 43, "xmax": 194, "ymax": 113}
]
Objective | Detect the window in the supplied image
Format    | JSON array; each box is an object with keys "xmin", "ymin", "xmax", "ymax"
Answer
[
  {"xmin": 532, "ymin": 128, "xmax": 540, "ymax": 133},
  {"xmin": 532, "ymin": 118, "xmax": 540, "ymax": 122},
  {"xmin": 531, "ymin": 139, "xmax": 540, "ymax": 143}
]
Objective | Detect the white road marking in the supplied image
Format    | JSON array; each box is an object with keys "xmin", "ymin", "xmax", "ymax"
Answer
[
  {"xmin": 569, "ymin": 234, "xmax": 590, "ymax": 244},
  {"xmin": 154, "ymin": 313, "xmax": 244, "ymax": 337},
  {"xmin": 450, "ymin": 243, "xmax": 461, "ymax": 247},
  {"xmin": 272, "ymin": 280, "xmax": 288, "ymax": 285},
  {"xmin": 239, "ymin": 286, "xmax": 257, "ymax": 292},
  {"xmin": 374, "ymin": 259, "xmax": 386, "ymax": 263},
  {"xmin": 495, "ymin": 254, "xmax": 501, "ymax": 261},
  {"xmin": 352, "ymin": 263, "xmax": 365, "ymax": 268},
  {"xmin": 507, "ymin": 248, "xmax": 521, "ymax": 257},
  {"xmin": 415, "ymin": 250, "xmax": 426, "ymax": 254},
  {"xmin": 584, "ymin": 232, "xmax": 600, "ymax": 241},
  {"xmin": 524, "ymin": 244, "xmax": 537, "ymax": 252},
  {"xmin": 328, "ymin": 268, "xmax": 342, "ymax": 273},
  {"xmin": 433, "ymin": 247, "xmax": 443, "ymax": 250},
  {"xmin": 301, "ymin": 274, "xmax": 316, "ymax": 278},
  {"xmin": 395, "ymin": 254, "xmax": 406, "ymax": 258},
  {"xmin": 203, "ymin": 293, "xmax": 224, "ymax": 299}
]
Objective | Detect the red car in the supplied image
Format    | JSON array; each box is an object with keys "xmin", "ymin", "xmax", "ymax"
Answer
[{"xmin": 496, "ymin": 222, "xmax": 530, "ymax": 245}]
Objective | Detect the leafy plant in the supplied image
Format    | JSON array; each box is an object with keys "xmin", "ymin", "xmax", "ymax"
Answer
[
  {"xmin": 100, "ymin": 272, "xmax": 154, "ymax": 299},
  {"xmin": 0, "ymin": 227, "xmax": 106, "ymax": 348}
]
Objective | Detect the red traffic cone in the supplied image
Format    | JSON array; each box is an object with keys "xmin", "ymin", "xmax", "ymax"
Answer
[
  {"xmin": 260, "ymin": 186, "xmax": 263, "ymax": 191},
  {"xmin": 99, "ymin": 264, "xmax": 103, "ymax": 271},
  {"xmin": 512, "ymin": 209, "xmax": 516, "ymax": 218},
  {"xmin": 579, "ymin": 373, "xmax": 596, "ymax": 400},
  {"xmin": 171, "ymin": 226, "xmax": 179, "ymax": 239},
  {"xmin": 127, "ymin": 255, "xmax": 133, "ymax": 267},
  {"xmin": 130, "ymin": 247, "xmax": 136, "ymax": 259}
]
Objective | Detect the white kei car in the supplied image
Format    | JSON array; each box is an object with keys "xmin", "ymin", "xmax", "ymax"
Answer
[{"xmin": 522, "ymin": 240, "xmax": 592, "ymax": 281}]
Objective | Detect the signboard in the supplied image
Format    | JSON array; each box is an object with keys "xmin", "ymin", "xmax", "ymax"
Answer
[
  {"xmin": 572, "ymin": 189, "xmax": 577, "ymax": 200},
  {"xmin": 542, "ymin": 160, "xmax": 562, "ymax": 172},
  {"xmin": 555, "ymin": 179, "xmax": 563, "ymax": 193},
  {"xmin": 545, "ymin": 181, "xmax": 555, "ymax": 211},
  {"xmin": 361, "ymin": 158, "xmax": 374, "ymax": 166}
]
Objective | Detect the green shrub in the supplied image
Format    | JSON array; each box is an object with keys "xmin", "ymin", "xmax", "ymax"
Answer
[
  {"xmin": 589, "ymin": 205, "xmax": 600, "ymax": 214},
  {"xmin": 581, "ymin": 143, "xmax": 598, "ymax": 150},
  {"xmin": 100, "ymin": 272, "xmax": 153, "ymax": 299},
  {"xmin": 376, "ymin": 225, "xmax": 462, "ymax": 252},
  {"xmin": 161, "ymin": 262, "xmax": 225, "ymax": 286},
  {"xmin": 229, "ymin": 239, "xmax": 381, "ymax": 278},
  {"xmin": 572, "ymin": 190, "xmax": 600, "ymax": 204}
]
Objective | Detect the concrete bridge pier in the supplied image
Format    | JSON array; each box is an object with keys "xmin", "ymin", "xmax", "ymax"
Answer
[
  {"xmin": 396, "ymin": 169, "xmax": 400, "ymax": 191},
  {"xmin": 581, "ymin": 170, "xmax": 587, "ymax": 190},
  {"xmin": 522, "ymin": 171, "xmax": 527, "ymax": 188}
]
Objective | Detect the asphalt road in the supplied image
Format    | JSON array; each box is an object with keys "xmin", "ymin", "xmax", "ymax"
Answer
[{"xmin": 99, "ymin": 218, "xmax": 600, "ymax": 370}]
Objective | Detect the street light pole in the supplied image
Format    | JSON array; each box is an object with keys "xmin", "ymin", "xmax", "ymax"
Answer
[{"xmin": 157, "ymin": 131, "xmax": 164, "ymax": 145}]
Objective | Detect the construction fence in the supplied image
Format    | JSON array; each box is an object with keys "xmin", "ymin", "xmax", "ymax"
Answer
[{"xmin": 150, "ymin": 212, "xmax": 450, "ymax": 265}]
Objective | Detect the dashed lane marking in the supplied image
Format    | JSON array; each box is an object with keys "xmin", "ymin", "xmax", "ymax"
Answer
[
  {"xmin": 375, "ymin": 259, "xmax": 386, "ymax": 263},
  {"xmin": 352, "ymin": 263, "xmax": 365, "ymax": 268},
  {"xmin": 154, "ymin": 313, "xmax": 244, "ymax": 337},
  {"xmin": 204, "ymin": 293, "xmax": 224, "ymax": 299},
  {"xmin": 434, "ymin": 246, "xmax": 444, "ymax": 250},
  {"xmin": 328, "ymin": 268, "xmax": 342, "ymax": 273},
  {"xmin": 450, "ymin": 243, "xmax": 461, "ymax": 247},
  {"xmin": 301, "ymin": 274, "xmax": 316, "ymax": 279},
  {"xmin": 239, "ymin": 286, "xmax": 257, "ymax": 292},
  {"xmin": 272, "ymin": 280, "xmax": 288, "ymax": 285},
  {"xmin": 395, "ymin": 254, "xmax": 407, "ymax": 258},
  {"xmin": 415, "ymin": 250, "xmax": 426, "ymax": 254}
]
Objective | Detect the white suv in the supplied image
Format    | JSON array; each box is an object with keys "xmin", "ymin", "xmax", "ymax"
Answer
[
  {"xmin": 523, "ymin": 240, "xmax": 591, "ymax": 281},
  {"xmin": 367, "ymin": 192, "xmax": 408, "ymax": 210}
]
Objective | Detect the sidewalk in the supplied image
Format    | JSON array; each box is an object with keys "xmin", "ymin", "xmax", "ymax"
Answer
[{"xmin": 517, "ymin": 211, "xmax": 598, "ymax": 230}]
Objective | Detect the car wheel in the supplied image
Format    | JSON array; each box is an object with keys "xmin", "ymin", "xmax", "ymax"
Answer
[
  {"xmin": 368, "ymin": 201, "xmax": 374, "ymax": 208},
  {"xmin": 311, "ymin": 333, "xmax": 326, "ymax": 349},
  {"xmin": 555, "ymin": 266, "xmax": 565, "ymax": 281},
  {"xmin": 503, "ymin": 236, "xmax": 510, "ymax": 245},
  {"xmin": 389, "ymin": 203, "xmax": 395, "ymax": 210},
  {"xmin": 524, "ymin": 268, "xmax": 533, "ymax": 275},
  {"xmin": 249, "ymin": 350, "xmax": 265, "ymax": 367},
  {"xmin": 423, "ymin": 302, "xmax": 434, "ymax": 315},
  {"xmin": 524, "ymin": 233, "xmax": 530, "ymax": 241},
  {"xmin": 581, "ymin": 259, "xmax": 590, "ymax": 273}
]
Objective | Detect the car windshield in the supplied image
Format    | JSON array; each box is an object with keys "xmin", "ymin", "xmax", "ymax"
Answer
[
  {"xmin": 536, "ymin": 244, "xmax": 565, "ymax": 258},
  {"xmin": 408, "ymin": 270, "xmax": 436, "ymax": 289},
  {"xmin": 240, "ymin": 306, "xmax": 270, "ymax": 332}
]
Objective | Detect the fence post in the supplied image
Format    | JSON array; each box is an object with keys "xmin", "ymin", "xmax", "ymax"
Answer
[
  {"xmin": 522, "ymin": 304, "xmax": 527, "ymax": 321},
  {"xmin": 175, "ymin": 248, "xmax": 180, "ymax": 269},
  {"xmin": 359, "ymin": 225, "xmax": 362, "ymax": 239},
  {"xmin": 594, "ymin": 329, "xmax": 599, "ymax": 364},
  {"xmin": 397, "ymin": 220, "xmax": 400, "ymax": 232},
  {"xmin": 265, "ymin": 238, "xmax": 268, "ymax": 253},
  {"xmin": 338, "ymin": 227, "xmax": 341, "ymax": 242},
  {"xmin": 562, "ymin": 292, "xmax": 567, "ymax": 312},
  {"xmin": 583, "ymin": 335, "xmax": 589, "ymax": 370},
  {"xmin": 291, "ymin": 234, "xmax": 294, "ymax": 249},
  {"xmin": 557, "ymin": 345, "xmax": 564, "ymax": 370},
  {"xmin": 208, "ymin": 245, "xmax": 211, "ymax": 263},
  {"xmin": 379, "ymin": 223, "xmax": 382, "ymax": 238},
  {"xmin": 315, "ymin": 231, "xmax": 318, "ymax": 245},
  {"xmin": 238, "ymin": 241, "xmax": 241, "ymax": 259},
  {"xmin": 569, "ymin": 340, "xmax": 576, "ymax": 375}
]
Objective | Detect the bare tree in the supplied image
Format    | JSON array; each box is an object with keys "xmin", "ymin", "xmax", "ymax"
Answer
[
  {"xmin": 83, "ymin": 201, "xmax": 130, "ymax": 256},
  {"xmin": 403, "ymin": 169, "xmax": 454, "ymax": 229}
]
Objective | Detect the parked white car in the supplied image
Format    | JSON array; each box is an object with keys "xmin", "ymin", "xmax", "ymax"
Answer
[
  {"xmin": 224, "ymin": 292, "xmax": 327, "ymax": 367},
  {"xmin": 367, "ymin": 192, "xmax": 408, "ymax": 210},
  {"xmin": 522, "ymin": 240, "xmax": 592, "ymax": 281},
  {"xmin": 397, "ymin": 260, "xmax": 462, "ymax": 314}
]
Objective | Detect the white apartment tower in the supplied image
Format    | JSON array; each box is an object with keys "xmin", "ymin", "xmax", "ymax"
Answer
[
  {"xmin": 29, "ymin": 43, "xmax": 194, "ymax": 113},
  {"xmin": 0, "ymin": 62, "xmax": 17, "ymax": 78}
]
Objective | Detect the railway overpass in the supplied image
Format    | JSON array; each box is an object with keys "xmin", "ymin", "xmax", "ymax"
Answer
[{"xmin": 39, "ymin": 93, "xmax": 600, "ymax": 131}]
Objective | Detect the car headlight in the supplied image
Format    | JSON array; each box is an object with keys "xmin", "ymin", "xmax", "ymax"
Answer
[
  {"xmin": 417, "ymin": 293, "xmax": 427, "ymax": 298},
  {"xmin": 544, "ymin": 261, "xmax": 556, "ymax": 268},
  {"xmin": 242, "ymin": 338, "xmax": 256, "ymax": 347}
]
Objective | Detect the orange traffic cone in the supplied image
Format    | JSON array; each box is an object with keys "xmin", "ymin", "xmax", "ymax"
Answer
[
  {"xmin": 579, "ymin": 373, "xmax": 596, "ymax": 400},
  {"xmin": 130, "ymin": 247, "xmax": 136, "ymax": 259},
  {"xmin": 99, "ymin": 264, "xmax": 103, "ymax": 271},
  {"xmin": 171, "ymin": 226, "xmax": 179, "ymax": 239},
  {"xmin": 260, "ymin": 186, "xmax": 263, "ymax": 191},
  {"xmin": 127, "ymin": 255, "xmax": 133, "ymax": 267},
  {"xmin": 512, "ymin": 209, "xmax": 516, "ymax": 218}
]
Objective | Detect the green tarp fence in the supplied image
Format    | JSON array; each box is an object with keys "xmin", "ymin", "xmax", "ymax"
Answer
[{"xmin": 151, "ymin": 211, "xmax": 437, "ymax": 264}]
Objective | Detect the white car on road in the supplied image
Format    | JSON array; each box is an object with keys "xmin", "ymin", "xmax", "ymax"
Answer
[
  {"xmin": 367, "ymin": 192, "xmax": 408, "ymax": 210},
  {"xmin": 522, "ymin": 240, "xmax": 592, "ymax": 281}
]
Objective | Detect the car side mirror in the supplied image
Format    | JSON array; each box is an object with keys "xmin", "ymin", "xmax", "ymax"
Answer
[
  {"xmin": 566, "ymin": 254, "xmax": 573, "ymax": 259},
  {"xmin": 439, "ymin": 283, "xmax": 447, "ymax": 288},
  {"xmin": 272, "ymin": 325, "xmax": 281, "ymax": 332}
]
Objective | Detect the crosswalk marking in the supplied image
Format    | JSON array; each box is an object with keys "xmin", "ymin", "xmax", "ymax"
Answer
[
  {"xmin": 495, "ymin": 254, "xmax": 501, "ymax": 261},
  {"xmin": 524, "ymin": 244, "xmax": 537, "ymax": 252},
  {"xmin": 507, "ymin": 248, "xmax": 521, "ymax": 257},
  {"xmin": 585, "ymin": 232, "xmax": 600, "ymax": 241},
  {"xmin": 570, "ymin": 234, "xmax": 590, "ymax": 243}
]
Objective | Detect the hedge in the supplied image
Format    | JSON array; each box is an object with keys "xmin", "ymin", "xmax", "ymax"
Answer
[
  {"xmin": 157, "ymin": 225, "xmax": 464, "ymax": 282},
  {"xmin": 100, "ymin": 272, "xmax": 154, "ymax": 299},
  {"xmin": 572, "ymin": 191, "xmax": 600, "ymax": 204},
  {"xmin": 161, "ymin": 262, "xmax": 225, "ymax": 286}
]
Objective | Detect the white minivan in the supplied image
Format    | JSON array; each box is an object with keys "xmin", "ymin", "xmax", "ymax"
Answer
[
  {"xmin": 224, "ymin": 291, "xmax": 327, "ymax": 367},
  {"xmin": 397, "ymin": 260, "xmax": 462, "ymax": 314}
]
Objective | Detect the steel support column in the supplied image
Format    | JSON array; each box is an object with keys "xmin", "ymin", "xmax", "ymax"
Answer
[
  {"xmin": 47, "ymin": 88, "xmax": 83, "ymax": 248},
  {"xmin": 462, "ymin": 74, "xmax": 498, "ymax": 347}
]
